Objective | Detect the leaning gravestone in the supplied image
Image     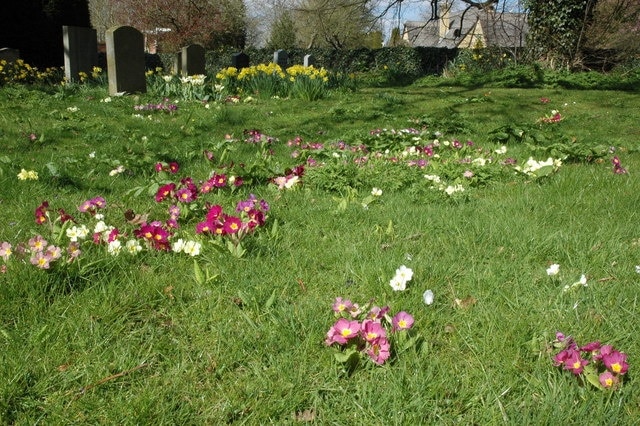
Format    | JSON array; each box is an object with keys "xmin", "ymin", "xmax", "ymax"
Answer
[
  {"xmin": 181, "ymin": 44, "xmax": 205, "ymax": 76},
  {"xmin": 273, "ymin": 49, "xmax": 288, "ymax": 69},
  {"xmin": 231, "ymin": 52, "xmax": 249, "ymax": 70},
  {"xmin": 303, "ymin": 54, "xmax": 316, "ymax": 67},
  {"xmin": 105, "ymin": 26, "xmax": 146, "ymax": 95},
  {"xmin": 0, "ymin": 47, "xmax": 20, "ymax": 63},
  {"xmin": 172, "ymin": 52, "xmax": 182, "ymax": 75},
  {"xmin": 63, "ymin": 26, "xmax": 98, "ymax": 83}
]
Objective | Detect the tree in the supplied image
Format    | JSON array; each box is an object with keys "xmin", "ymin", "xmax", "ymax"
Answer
[
  {"xmin": 387, "ymin": 27, "xmax": 409, "ymax": 46},
  {"xmin": 585, "ymin": 0, "xmax": 640, "ymax": 56},
  {"xmin": 266, "ymin": 10, "xmax": 298, "ymax": 50},
  {"xmin": 88, "ymin": 0, "xmax": 118, "ymax": 42},
  {"xmin": 104, "ymin": 0, "xmax": 245, "ymax": 52},
  {"xmin": 294, "ymin": 0, "xmax": 380, "ymax": 49},
  {"xmin": 525, "ymin": 0, "xmax": 598, "ymax": 68}
]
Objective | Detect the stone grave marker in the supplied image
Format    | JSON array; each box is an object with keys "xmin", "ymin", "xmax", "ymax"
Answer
[
  {"xmin": 231, "ymin": 52, "xmax": 249, "ymax": 70},
  {"xmin": 303, "ymin": 54, "xmax": 316, "ymax": 67},
  {"xmin": 105, "ymin": 26, "xmax": 146, "ymax": 95},
  {"xmin": 181, "ymin": 44, "xmax": 205, "ymax": 76},
  {"xmin": 63, "ymin": 26, "xmax": 98, "ymax": 83},
  {"xmin": 172, "ymin": 51, "xmax": 182, "ymax": 75},
  {"xmin": 0, "ymin": 47, "xmax": 20, "ymax": 63},
  {"xmin": 273, "ymin": 49, "xmax": 288, "ymax": 69}
]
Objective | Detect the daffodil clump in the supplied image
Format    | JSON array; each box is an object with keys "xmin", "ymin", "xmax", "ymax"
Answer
[
  {"xmin": 0, "ymin": 59, "xmax": 61, "ymax": 86},
  {"xmin": 286, "ymin": 64, "xmax": 330, "ymax": 101},
  {"xmin": 216, "ymin": 63, "xmax": 332, "ymax": 100}
]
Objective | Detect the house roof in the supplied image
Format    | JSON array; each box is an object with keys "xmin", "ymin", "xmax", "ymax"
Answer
[{"xmin": 403, "ymin": 9, "xmax": 528, "ymax": 48}]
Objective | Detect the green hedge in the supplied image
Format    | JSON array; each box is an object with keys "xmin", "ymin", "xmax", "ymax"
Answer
[{"xmin": 157, "ymin": 46, "xmax": 458, "ymax": 78}]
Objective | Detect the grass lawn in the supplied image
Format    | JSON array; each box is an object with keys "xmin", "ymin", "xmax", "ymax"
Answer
[{"xmin": 0, "ymin": 80, "xmax": 639, "ymax": 424}]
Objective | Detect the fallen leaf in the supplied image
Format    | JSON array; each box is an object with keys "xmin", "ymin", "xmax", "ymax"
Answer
[
  {"xmin": 454, "ymin": 296, "xmax": 477, "ymax": 309},
  {"xmin": 293, "ymin": 408, "xmax": 316, "ymax": 422},
  {"xmin": 164, "ymin": 285, "xmax": 174, "ymax": 300}
]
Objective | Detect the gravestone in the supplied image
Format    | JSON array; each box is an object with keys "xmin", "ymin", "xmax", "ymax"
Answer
[
  {"xmin": 231, "ymin": 52, "xmax": 249, "ymax": 70},
  {"xmin": 105, "ymin": 26, "xmax": 146, "ymax": 95},
  {"xmin": 0, "ymin": 48, "xmax": 20, "ymax": 63},
  {"xmin": 303, "ymin": 54, "xmax": 316, "ymax": 67},
  {"xmin": 63, "ymin": 26, "xmax": 98, "ymax": 83},
  {"xmin": 273, "ymin": 49, "xmax": 288, "ymax": 69},
  {"xmin": 181, "ymin": 44, "xmax": 205, "ymax": 76},
  {"xmin": 173, "ymin": 51, "xmax": 182, "ymax": 74}
]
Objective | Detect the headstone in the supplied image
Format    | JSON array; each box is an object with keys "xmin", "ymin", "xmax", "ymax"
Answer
[
  {"xmin": 181, "ymin": 44, "xmax": 205, "ymax": 76},
  {"xmin": 63, "ymin": 26, "xmax": 98, "ymax": 83},
  {"xmin": 173, "ymin": 51, "xmax": 182, "ymax": 74},
  {"xmin": 0, "ymin": 48, "xmax": 20, "ymax": 64},
  {"xmin": 105, "ymin": 26, "xmax": 146, "ymax": 95},
  {"xmin": 273, "ymin": 49, "xmax": 288, "ymax": 69},
  {"xmin": 303, "ymin": 54, "xmax": 316, "ymax": 68},
  {"xmin": 231, "ymin": 52, "xmax": 249, "ymax": 70}
]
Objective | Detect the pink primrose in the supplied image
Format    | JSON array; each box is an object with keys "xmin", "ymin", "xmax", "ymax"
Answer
[
  {"xmin": 361, "ymin": 320, "xmax": 386, "ymax": 343},
  {"xmin": 366, "ymin": 305, "xmax": 390, "ymax": 321},
  {"xmin": 30, "ymin": 252, "xmax": 51, "ymax": 269},
  {"xmin": 222, "ymin": 215, "xmax": 242, "ymax": 234},
  {"xmin": 599, "ymin": 371, "xmax": 619, "ymax": 389},
  {"xmin": 564, "ymin": 351, "xmax": 589, "ymax": 375},
  {"xmin": 367, "ymin": 337, "xmax": 391, "ymax": 365},
  {"xmin": 206, "ymin": 205, "xmax": 223, "ymax": 222},
  {"xmin": 327, "ymin": 318, "xmax": 360, "ymax": 345},
  {"xmin": 602, "ymin": 351, "xmax": 629, "ymax": 375},
  {"xmin": 1, "ymin": 242, "xmax": 12, "ymax": 261},
  {"xmin": 28, "ymin": 235, "xmax": 47, "ymax": 252},
  {"xmin": 392, "ymin": 311, "xmax": 414, "ymax": 332},
  {"xmin": 332, "ymin": 297, "xmax": 353, "ymax": 314},
  {"xmin": 155, "ymin": 183, "xmax": 176, "ymax": 202}
]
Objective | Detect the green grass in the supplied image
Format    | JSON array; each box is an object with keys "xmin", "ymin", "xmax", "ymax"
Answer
[{"xmin": 1, "ymin": 80, "xmax": 639, "ymax": 424}]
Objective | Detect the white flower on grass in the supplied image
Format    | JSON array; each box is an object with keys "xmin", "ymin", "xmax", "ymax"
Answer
[
  {"xmin": 395, "ymin": 265, "xmax": 413, "ymax": 282},
  {"xmin": 546, "ymin": 264, "xmax": 560, "ymax": 276},
  {"xmin": 390, "ymin": 265, "xmax": 413, "ymax": 291},
  {"xmin": 77, "ymin": 225, "xmax": 89, "ymax": 239},
  {"xmin": 66, "ymin": 224, "xmax": 89, "ymax": 242},
  {"xmin": 94, "ymin": 221, "xmax": 109, "ymax": 234},
  {"xmin": 67, "ymin": 106, "xmax": 78, "ymax": 112},
  {"xmin": 423, "ymin": 289, "xmax": 434, "ymax": 305},
  {"xmin": 109, "ymin": 165, "xmax": 125, "ymax": 176},
  {"xmin": 444, "ymin": 184, "xmax": 464, "ymax": 195},
  {"xmin": 66, "ymin": 226, "xmax": 79, "ymax": 242},
  {"xmin": 636, "ymin": 265, "xmax": 640, "ymax": 274},
  {"xmin": 472, "ymin": 157, "xmax": 487, "ymax": 166},
  {"xmin": 390, "ymin": 276, "xmax": 407, "ymax": 291},
  {"xmin": 126, "ymin": 239, "xmax": 142, "ymax": 255},
  {"xmin": 371, "ymin": 187, "xmax": 382, "ymax": 197},
  {"xmin": 107, "ymin": 239, "xmax": 122, "ymax": 256},
  {"xmin": 172, "ymin": 238, "xmax": 186, "ymax": 253},
  {"xmin": 284, "ymin": 175, "xmax": 299, "ymax": 189},
  {"xmin": 88, "ymin": 151, "xmax": 96, "ymax": 158},
  {"xmin": 101, "ymin": 97, "xmax": 112, "ymax": 103},
  {"xmin": 495, "ymin": 146, "xmax": 507, "ymax": 155},
  {"xmin": 563, "ymin": 274, "xmax": 589, "ymax": 292},
  {"xmin": 183, "ymin": 241, "xmax": 201, "ymax": 257},
  {"xmin": 17, "ymin": 169, "xmax": 38, "ymax": 180}
]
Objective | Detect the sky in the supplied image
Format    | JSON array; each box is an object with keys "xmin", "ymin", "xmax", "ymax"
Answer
[{"xmin": 243, "ymin": 0, "xmax": 523, "ymax": 46}]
